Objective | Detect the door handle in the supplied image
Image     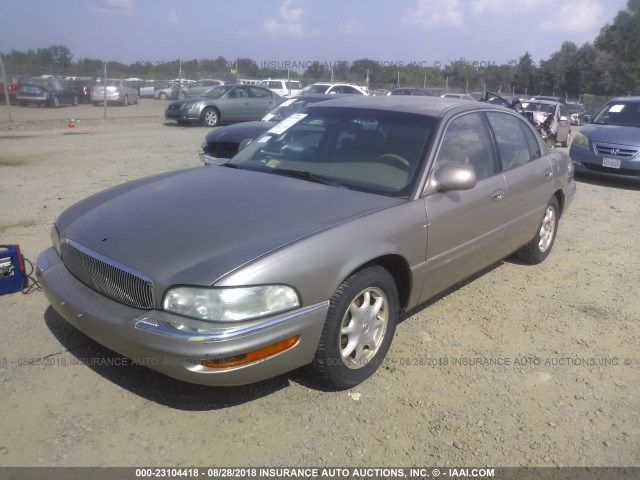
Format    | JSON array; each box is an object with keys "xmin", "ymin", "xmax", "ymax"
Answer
[
  {"xmin": 544, "ymin": 170, "xmax": 552, "ymax": 177},
  {"xmin": 491, "ymin": 189, "xmax": 504, "ymax": 201}
]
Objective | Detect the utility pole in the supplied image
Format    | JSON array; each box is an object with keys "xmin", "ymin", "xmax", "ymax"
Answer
[
  {"xmin": 0, "ymin": 53, "xmax": 13, "ymax": 123},
  {"xmin": 103, "ymin": 61, "xmax": 107, "ymax": 120}
]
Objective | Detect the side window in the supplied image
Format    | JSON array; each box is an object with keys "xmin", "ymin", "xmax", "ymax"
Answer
[
  {"xmin": 486, "ymin": 112, "xmax": 533, "ymax": 171},
  {"xmin": 248, "ymin": 87, "xmax": 270, "ymax": 98},
  {"xmin": 435, "ymin": 113, "xmax": 494, "ymax": 180}
]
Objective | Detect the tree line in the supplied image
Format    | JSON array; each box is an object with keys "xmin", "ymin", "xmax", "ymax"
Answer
[{"xmin": 2, "ymin": 0, "xmax": 638, "ymax": 97}]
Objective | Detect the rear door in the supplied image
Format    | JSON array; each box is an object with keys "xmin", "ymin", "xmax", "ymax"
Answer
[
  {"xmin": 420, "ymin": 111, "xmax": 508, "ymax": 302},
  {"xmin": 246, "ymin": 86, "xmax": 278, "ymax": 120},
  {"xmin": 485, "ymin": 111, "xmax": 553, "ymax": 252}
]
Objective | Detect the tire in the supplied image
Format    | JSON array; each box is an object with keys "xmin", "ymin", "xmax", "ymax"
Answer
[
  {"xmin": 123, "ymin": 95, "xmax": 128, "ymax": 106},
  {"xmin": 178, "ymin": 91, "xmax": 186, "ymax": 99},
  {"xmin": 561, "ymin": 130, "xmax": 570, "ymax": 148},
  {"xmin": 517, "ymin": 197, "xmax": 559, "ymax": 264},
  {"xmin": 19, "ymin": 101, "xmax": 27, "ymax": 107},
  {"xmin": 92, "ymin": 102, "xmax": 100, "ymax": 107},
  {"xmin": 309, "ymin": 266, "xmax": 398, "ymax": 389},
  {"xmin": 51, "ymin": 96, "xmax": 59, "ymax": 108},
  {"xmin": 201, "ymin": 107, "xmax": 220, "ymax": 127},
  {"xmin": 159, "ymin": 92, "xmax": 167, "ymax": 100},
  {"xmin": 72, "ymin": 95, "xmax": 79, "ymax": 106}
]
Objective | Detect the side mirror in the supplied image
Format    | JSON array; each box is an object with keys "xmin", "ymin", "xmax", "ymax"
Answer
[{"xmin": 434, "ymin": 164, "xmax": 477, "ymax": 191}]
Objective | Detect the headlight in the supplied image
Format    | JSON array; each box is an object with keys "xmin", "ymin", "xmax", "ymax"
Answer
[
  {"xmin": 572, "ymin": 132, "xmax": 589, "ymax": 149},
  {"xmin": 163, "ymin": 285, "xmax": 300, "ymax": 322},
  {"xmin": 51, "ymin": 224, "xmax": 61, "ymax": 256},
  {"xmin": 183, "ymin": 103, "xmax": 200, "ymax": 110}
]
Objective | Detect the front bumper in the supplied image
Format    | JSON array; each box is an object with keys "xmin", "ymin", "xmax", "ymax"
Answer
[
  {"xmin": 165, "ymin": 108, "xmax": 200, "ymax": 122},
  {"xmin": 570, "ymin": 145, "xmax": 640, "ymax": 182},
  {"xmin": 37, "ymin": 247, "xmax": 328, "ymax": 386}
]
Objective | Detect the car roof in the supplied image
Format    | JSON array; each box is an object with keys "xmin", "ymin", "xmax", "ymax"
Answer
[
  {"xmin": 306, "ymin": 95, "xmax": 504, "ymax": 117},
  {"xmin": 610, "ymin": 96, "xmax": 640, "ymax": 102}
]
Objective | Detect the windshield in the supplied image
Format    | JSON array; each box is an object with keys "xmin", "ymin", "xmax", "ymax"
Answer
[
  {"xmin": 568, "ymin": 103, "xmax": 583, "ymax": 113},
  {"xmin": 262, "ymin": 98, "xmax": 315, "ymax": 121},
  {"xmin": 230, "ymin": 107, "xmax": 435, "ymax": 197},
  {"xmin": 592, "ymin": 102, "xmax": 640, "ymax": 127},
  {"xmin": 202, "ymin": 85, "xmax": 235, "ymax": 98},
  {"xmin": 522, "ymin": 102, "xmax": 555, "ymax": 114}
]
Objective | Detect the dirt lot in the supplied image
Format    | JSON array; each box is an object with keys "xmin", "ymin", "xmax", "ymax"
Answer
[{"xmin": 0, "ymin": 101, "xmax": 639, "ymax": 468}]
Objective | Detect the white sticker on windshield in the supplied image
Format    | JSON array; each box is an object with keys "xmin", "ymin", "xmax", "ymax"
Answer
[
  {"xmin": 267, "ymin": 113, "xmax": 307, "ymax": 135},
  {"xmin": 262, "ymin": 113, "xmax": 275, "ymax": 121},
  {"xmin": 279, "ymin": 98, "xmax": 297, "ymax": 107},
  {"xmin": 258, "ymin": 136, "xmax": 272, "ymax": 143},
  {"xmin": 609, "ymin": 104, "xmax": 625, "ymax": 113}
]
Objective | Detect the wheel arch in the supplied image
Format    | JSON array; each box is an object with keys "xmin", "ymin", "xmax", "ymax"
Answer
[
  {"xmin": 553, "ymin": 188, "xmax": 565, "ymax": 218},
  {"xmin": 345, "ymin": 254, "xmax": 413, "ymax": 312}
]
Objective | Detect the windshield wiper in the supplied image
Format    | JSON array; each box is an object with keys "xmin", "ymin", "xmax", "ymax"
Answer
[{"xmin": 268, "ymin": 168, "xmax": 345, "ymax": 188}]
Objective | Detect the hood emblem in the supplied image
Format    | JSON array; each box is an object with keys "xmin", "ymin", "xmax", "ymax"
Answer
[{"xmin": 610, "ymin": 148, "xmax": 620, "ymax": 156}]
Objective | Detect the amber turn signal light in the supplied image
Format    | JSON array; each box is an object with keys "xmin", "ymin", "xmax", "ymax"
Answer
[{"xmin": 201, "ymin": 335, "xmax": 300, "ymax": 369}]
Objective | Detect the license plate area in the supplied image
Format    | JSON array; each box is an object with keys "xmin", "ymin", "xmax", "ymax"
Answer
[{"xmin": 602, "ymin": 157, "xmax": 621, "ymax": 169}]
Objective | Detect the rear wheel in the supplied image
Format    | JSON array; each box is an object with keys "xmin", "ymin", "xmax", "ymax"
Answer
[
  {"xmin": 517, "ymin": 197, "xmax": 559, "ymax": 264},
  {"xmin": 50, "ymin": 96, "xmax": 60, "ymax": 108},
  {"xmin": 309, "ymin": 266, "xmax": 398, "ymax": 389},
  {"xmin": 201, "ymin": 107, "xmax": 219, "ymax": 127},
  {"xmin": 123, "ymin": 95, "xmax": 129, "ymax": 106},
  {"xmin": 159, "ymin": 92, "xmax": 167, "ymax": 100},
  {"xmin": 561, "ymin": 130, "xmax": 571, "ymax": 148},
  {"xmin": 72, "ymin": 95, "xmax": 79, "ymax": 106}
]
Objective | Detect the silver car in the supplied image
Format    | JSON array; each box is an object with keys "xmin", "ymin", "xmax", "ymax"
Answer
[
  {"xmin": 38, "ymin": 97, "xmax": 575, "ymax": 389},
  {"xmin": 91, "ymin": 79, "xmax": 139, "ymax": 106}
]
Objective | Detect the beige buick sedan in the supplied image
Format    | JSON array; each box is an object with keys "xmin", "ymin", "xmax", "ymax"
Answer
[{"xmin": 38, "ymin": 96, "xmax": 575, "ymax": 389}]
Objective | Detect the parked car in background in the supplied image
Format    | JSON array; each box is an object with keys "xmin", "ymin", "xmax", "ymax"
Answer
[
  {"xmin": 441, "ymin": 93, "xmax": 476, "ymax": 101},
  {"xmin": 521, "ymin": 99, "xmax": 572, "ymax": 147},
  {"xmin": 69, "ymin": 78, "xmax": 96, "ymax": 104},
  {"xmin": 38, "ymin": 96, "xmax": 575, "ymax": 389},
  {"xmin": 165, "ymin": 84, "xmax": 282, "ymax": 127},
  {"xmin": 387, "ymin": 87, "xmax": 441, "ymax": 96},
  {"xmin": 180, "ymin": 79, "xmax": 224, "ymax": 98},
  {"xmin": 567, "ymin": 102, "xmax": 586, "ymax": 125},
  {"xmin": 0, "ymin": 75, "xmax": 23, "ymax": 104},
  {"xmin": 258, "ymin": 79, "xmax": 303, "ymax": 97},
  {"xmin": 139, "ymin": 82, "xmax": 156, "ymax": 98},
  {"xmin": 91, "ymin": 79, "xmax": 139, "ymax": 106},
  {"xmin": 569, "ymin": 96, "xmax": 640, "ymax": 182},
  {"xmin": 201, "ymin": 94, "xmax": 348, "ymax": 158},
  {"xmin": 153, "ymin": 81, "xmax": 179, "ymax": 100},
  {"xmin": 300, "ymin": 82, "xmax": 368, "ymax": 95},
  {"xmin": 16, "ymin": 77, "xmax": 79, "ymax": 107}
]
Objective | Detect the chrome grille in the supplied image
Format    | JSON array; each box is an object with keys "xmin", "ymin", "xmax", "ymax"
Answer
[
  {"xmin": 594, "ymin": 143, "xmax": 638, "ymax": 159},
  {"xmin": 61, "ymin": 241, "xmax": 154, "ymax": 309}
]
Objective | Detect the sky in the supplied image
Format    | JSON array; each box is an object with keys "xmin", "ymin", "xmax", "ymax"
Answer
[{"xmin": 0, "ymin": 0, "xmax": 630, "ymax": 69}]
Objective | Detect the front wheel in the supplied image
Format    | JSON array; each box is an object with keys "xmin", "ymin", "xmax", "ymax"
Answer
[
  {"xmin": 561, "ymin": 130, "xmax": 571, "ymax": 148},
  {"xmin": 123, "ymin": 95, "xmax": 128, "ymax": 106},
  {"xmin": 309, "ymin": 266, "xmax": 398, "ymax": 389},
  {"xmin": 517, "ymin": 197, "xmax": 559, "ymax": 264},
  {"xmin": 159, "ymin": 92, "xmax": 167, "ymax": 100},
  {"xmin": 201, "ymin": 107, "xmax": 219, "ymax": 127}
]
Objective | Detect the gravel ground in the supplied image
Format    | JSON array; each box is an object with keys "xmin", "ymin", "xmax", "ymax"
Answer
[{"xmin": 0, "ymin": 101, "xmax": 639, "ymax": 468}]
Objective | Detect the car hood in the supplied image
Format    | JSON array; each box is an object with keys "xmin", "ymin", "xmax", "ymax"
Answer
[
  {"xmin": 204, "ymin": 121, "xmax": 274, "ymax": 144},
  {"xmin": 57, "ymin": 166, "xmax": 401, "ymax": 289},
  {"xmin": 581, "ymin": 124, "xmax": 640, "ymax": 147}
]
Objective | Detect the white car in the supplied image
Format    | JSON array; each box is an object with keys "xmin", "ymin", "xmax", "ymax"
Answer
[
  {"xmin": 300, "ymin": 82, "xmax": 369, "ymax": 95},
  {"xmin": 259, "ymin": 79, "xmax": 303, "ymax": 97}
]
